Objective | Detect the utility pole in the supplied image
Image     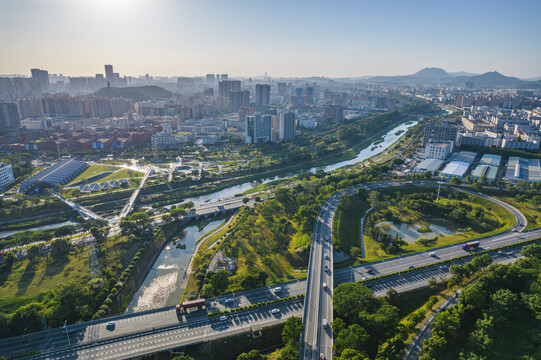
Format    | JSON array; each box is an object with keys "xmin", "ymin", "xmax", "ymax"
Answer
[{"xmin": 436, "ymin": 182, "xmax": 441, "ymax": 203}]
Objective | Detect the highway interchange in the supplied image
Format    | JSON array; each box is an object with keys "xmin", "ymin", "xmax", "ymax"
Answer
[{"xmin": 1, "ymin": 181, "xmax": 539, "ymax": 359}]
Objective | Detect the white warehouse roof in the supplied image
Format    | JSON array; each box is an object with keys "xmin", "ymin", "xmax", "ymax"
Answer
[{"xmin": 441, "ymin": 161, "xmax": 470, "ymax": 178}]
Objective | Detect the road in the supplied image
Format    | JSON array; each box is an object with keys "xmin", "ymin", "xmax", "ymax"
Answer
[{"xmin": 2, "ymin": 181, "xmax": 538, "ymax": 359}]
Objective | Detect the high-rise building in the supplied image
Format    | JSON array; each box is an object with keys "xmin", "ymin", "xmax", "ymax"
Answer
[
  {"xmin": 306, "ymin": 87, "xmax": 314, "ymax": 105},
  {"xmin": 229, "ymin": 90, "xmax": 250, "ymax": 112},
  {"xmin": 218, "ymin": 80, "xmax": 241, "ymax": 97},
  {"xmin": 0, "ymin": 162, "xmax": 15, "ymax": 189},
  {"xmin": 221, "ymin": 74, "xmax": 228, "ymax": 81},
  {"xmin": 206, "ymin": 74, "xmax": 215, "ymax": 86},
  {"xmin": 279, "ymin": 112, "xmax": 296, "ymax": 140},
  {"xmin": 0, "ymin": 102, "xmax": 21, "ymax": 129},
  {"xmin": 323, "ymin": 105, "xmax": 344, "ymax": 122},
  {"xmin": 255, "ymin": 84, "xmax": 271, "ymax": 106},
  {"xmin": 277, "ymin": 82, "xmax": 287, "ymax": 96},
  {"xmin": 104, "ymin": 65, "xmax": 114, "ymax": 82},
  {"xmin": 245, "ymin": 114, "xmax": 271, "ymax": 144},
  {"xmin": 423, "ymin": 122, "xmax": 458, "ymax": 144},
  {"xmin": 31, "ymin": 68, "xmax": 50, "ymax": 92}
]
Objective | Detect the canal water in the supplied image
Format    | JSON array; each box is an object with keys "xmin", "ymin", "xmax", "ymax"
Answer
[{"xmin": 125, "ymin": 218, "xmax": 224, "ymax": 313}]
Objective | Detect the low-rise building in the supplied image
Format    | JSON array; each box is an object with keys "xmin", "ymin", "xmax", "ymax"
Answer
[
  {"xmin": 413, "ymin": 158, "xmax": 445, "ymax": 174},
  {"xmin": 425, "ymin": 141, "xmax": 454, "ymax": 160}
]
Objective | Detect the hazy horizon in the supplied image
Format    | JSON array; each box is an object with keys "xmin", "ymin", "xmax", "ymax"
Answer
[{"xmin": 1, "ymin": 0, "xmax": 540, "ymax": 78}]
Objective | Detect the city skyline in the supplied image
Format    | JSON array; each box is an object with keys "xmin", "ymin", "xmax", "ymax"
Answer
[{"xmin": 1, "ymin": 0, "xmax": 540, "ymax": 78}]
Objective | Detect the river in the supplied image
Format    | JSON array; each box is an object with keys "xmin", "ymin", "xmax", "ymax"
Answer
[
  {"xmin": 0, "ymin": 220, "xmax": 79, "ymax": 239},
  {"xmin": 125, "ymin": 218, "xmax": 225, "ymax": 313},
  {"xmin": 126, "ymin": 119, "xmax": 418, "ymax": 311}
]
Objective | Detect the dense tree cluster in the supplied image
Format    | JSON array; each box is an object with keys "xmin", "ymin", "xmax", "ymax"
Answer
[
  {"xmin": 332, "ymin": 282, "xmax": 406, "ymax": 360},
  {"xmin": 419, "ymin": 245, "xmax": 541, "ymax": 359}
]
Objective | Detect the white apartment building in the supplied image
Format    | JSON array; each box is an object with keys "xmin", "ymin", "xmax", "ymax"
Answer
[
  {"xmin": 0, "ymin": 162, "xmax": 15, "ymax": 189},
  {"xmin": 425, "ymin": 141, "xmax": 454, "ymax": 160}
]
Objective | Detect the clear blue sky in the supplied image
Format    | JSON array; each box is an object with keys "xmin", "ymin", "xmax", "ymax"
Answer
[{"xmin": 1, "ymin": 0, "xmax": 540, "ymax": 78}]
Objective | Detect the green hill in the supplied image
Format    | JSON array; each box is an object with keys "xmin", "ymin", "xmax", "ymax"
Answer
[{"xmin": 91, "ymin": 85, "xmax": 173, "ymax": 102}]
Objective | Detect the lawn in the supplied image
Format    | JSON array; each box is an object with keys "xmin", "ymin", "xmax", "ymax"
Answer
[
  {"xmin": 492, "ymin": 195, "xmax": 541, "ymax": 230},
  {"xmin": 69, "ymin": 164, "xmax": 120, "ymax": 184},
  {"xmin": 90, "ymin": 168, "xmax": 143, "ymax": 183},
  {"xmin": 0, "ymin": 247, "xmax": 91, "ymax": 299}
]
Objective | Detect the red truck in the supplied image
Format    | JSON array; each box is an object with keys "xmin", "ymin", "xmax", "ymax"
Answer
[
  {"xmin": 462, "ymin": 241, "xmax": 480, "ymax": 251},
  {"xmin": 177, "ymin": 298, "xmax": 206, "ymax": 313}
]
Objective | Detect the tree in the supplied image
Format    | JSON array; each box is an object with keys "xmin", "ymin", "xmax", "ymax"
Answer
[
  {"xmin": 277, "ymin": 345, "xmax": 298, "ymax": 360},
  {"xmin": 200, "ymin": 283, "xmax": 215, "ymax": 298},
  {"xmin": 282, "ymin": 316, "xmax": 304, "ymax": 347},
  {"xmin": 450, "ymin": 177, "xmax": 461, "ymax": 185},
  {"xmin": 336, "ymin": 348, "xmax": 368, "ymax": 360},
  {"xmin": 172, "ymin": 355, "xmax": 195, "ymax": 360},
  {"xmin": 472, "ymin": 182, "xmax": 482, "ymax": 192},
  {"xmin": 368, "ymin": 191, "xmax": 380, "ymax": 207},
  {"xmin": 161, "ymin": 214, "xmax": 173, "ymax": 224},
  {"xmin": 242, "ymin": 197, "xmax": 250, "ymax": 204},
  {"xmin": 333, "ymin": 282, "xmax": 380, "ymax": 320},
  {"xmin": 521, "ymin": 244, "xmax": 541, "ymax": 260},
  {"xmin": 120, "ymin": 211, "xmax": 152, "ymax": 235},
  {"xmin": 209, "ymin": 270, "xmax": 229, "ymax": 292},
  {"xmin": 90, "ymin": 227, "xmax": 106, "ymax": 243},
  {"xmin": 385, "ymin": 288, "xmax": 399, "ymax": 304},
  {"xmin": 334, "ymin": 324, "xmax": 369, "ymax": 354},
  {"xmin": 237, "ymin": 349, "xmax": 266, "ymax": 360},
  {"xmin": 429, "ymin": 277, "xmax": 438, "ymax": 291},
  {"xmin": 50, "ymin": 238, "xmax": 71, "ymax": 261},
  {"xmin": 26, "ymin": 245, "xmax": 40, "ymax": 262}
]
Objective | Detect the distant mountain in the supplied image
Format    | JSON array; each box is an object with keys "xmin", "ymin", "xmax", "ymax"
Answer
[
  {"xmin": 366, "ymin": 68, "xmax": 541, "ymax": 89},
  {"xmin": 412, "ymin": 67, "xmax": 450, "ymax": 78},
  {"xmin": 91, "ymin": 86, "xmax": 172, "ymax": 102},
  {"xmin": 448, "ymin": 71, "xmax": 480, "ymax": 77}
]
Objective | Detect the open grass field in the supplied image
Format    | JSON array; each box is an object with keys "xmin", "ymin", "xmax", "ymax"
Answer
[
  {"xmin": 98, "ymin": 234, "xmax": 142, "ymax": 278},
  {"xmin": 0, "ymin": 247, "xmax": 91, "ymax": 300},
  {"xmin": 69, "ymin": 164, "xmax": 120, "ymax": 184},
  {"xmin": 91, "ymin": 168, "xmax": 143, "ymax": 183}
]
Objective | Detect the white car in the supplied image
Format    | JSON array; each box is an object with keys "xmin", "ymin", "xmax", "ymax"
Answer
[
  {"xmin": 273, "ymin": 287, "xmax": 282, "ymax": 293},
  {"xmin": 429, "ymin": 252, "xmax": 436, "ymax": 257},
  {"xmin": 225, "ymin": 298, "xmax": 234, "ymax": 304},
  {"xmin": 439, "ymin": 265, "xmax": 446, "ymax": 269},
  {"xmin": 219, "ymin": 315, "xmax": 227, "ymax": 321},
  {"xmin": 271, "ymin": 308, "xmax": 280, "ymax": 314}
]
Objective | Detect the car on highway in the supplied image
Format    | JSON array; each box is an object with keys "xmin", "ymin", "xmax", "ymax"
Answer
[
  {"xmin": 409, "ymin": 265, "xmax": 415, "ymax": 269},
  {"xmin": 365, "ymin": 268, "xmax": 373, "ymax": 273},
  {"xmin": 271, "ymin": 308, "xmax": 280, "ymax": 314},
  {"xmin": 324, "ymin": 264, "xmax": 329, "ymax": 271},
  {"xmin": 324, "ymin": 254, "xmax": 330, "ymax": 260},
  {"xmin": 106, "ymin": 321, "xmax": 115, "ymax": 330},
  {"xmin": 439, "ymin": 265, "xmax": 446, "ymax": 269},
  {"xmin": 219, "ymin": 315, "xmax": 228, "ymax": 321},
  {"xmin": 225, "ymin": 298, "xmax": 234, "ymax": 304},
  {"xmin": 320, "ymin": 353, "xmax": 325, "ymax": 359},
  {"xmin": 322, "ymin": 319, "xmax": 328, "ymax": 328},
  {"xmin": 322, "ymin": 282, "xmax": 327, "ymax": 290},
  {"xmin": 429, "ymin": 252, "xmax": 436, "ymax": 257},
  {"xmin": 273, "ymin": 287, "xmax": 282, "ymax": 294}
]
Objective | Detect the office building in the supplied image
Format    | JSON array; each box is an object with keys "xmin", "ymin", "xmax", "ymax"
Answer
[
  {"xmin": 0, "ymin": 162, "xmax": 15, "ymax": 189},
  {"xmin": 229, "ymin": 90, "xmax": 250, "ymax": 112},
  {"xmin": 279, "ymin": 112, "xmax": 295, "ymax": 140},
  {"xmin": 423, "ymin": 122, "xmax": 458, "ymax": 144},
  {"xmin": 277, "ymin": 82, "xmax": 287, "ymax": 96},
  {"xmin": 255, "ymin": 84, "xmax": 271, "ymax": 106},
  {"xmin": 0, "ymin": 102, "xmax": 21, "ymax": 129},
  {"xmin": 206, "ymin": 74, "xmax": 215, "ymax": 86},
  {"xmin": 31, "ymin": 68, "xmax": 50, "ymax": 92},
  {"xmin": 306, "ymin": 87, "xmax": 314, "ymax": 105},
  {"xmin": 245, "ymin": 114, "xmax": 271, "ymax": 144},
  {"xmin": 425, "ymin": 141, "xmax": 454, "ymax": 160}
]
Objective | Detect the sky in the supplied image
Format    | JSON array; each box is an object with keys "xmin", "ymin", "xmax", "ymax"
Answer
[{"xmin": 0, "ymin": 0, "xmax": 540, "ymax": 78}]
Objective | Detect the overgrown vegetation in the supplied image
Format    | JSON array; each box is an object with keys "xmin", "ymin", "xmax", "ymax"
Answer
[{"xmin": 418, "ymin": 244, "xmax": 541, "ymax": 359}]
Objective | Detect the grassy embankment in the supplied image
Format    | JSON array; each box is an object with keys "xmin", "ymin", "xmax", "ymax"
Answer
[{"xmin": 491, "ymin": 194, "xmax": 541, "ymax": 230}]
